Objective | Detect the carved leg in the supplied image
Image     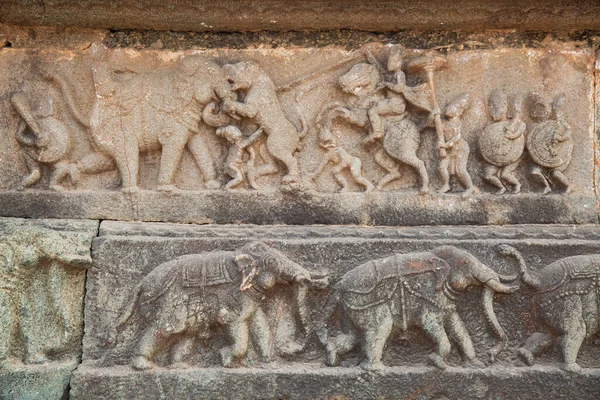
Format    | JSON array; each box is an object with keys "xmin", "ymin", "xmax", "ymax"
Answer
[
  {"xmin": 132, "ymin": 323, "xmax": 167, "ymax": 370},
  {"xmin": 73, "ymin": 152, "xmax": 115, "ymax": 180},
  {"xmin": 246, "ymin": 147, "xmax": 260, "ymax": 190},
  {"xmin": 558, "ymin": 297, "xmax": 586, "ymax": 372},
  {"xmin": 517, "ymin": 332, "xmax": 553, "ymax": 366},
  {"xmin": 220, "ymin": 319, "xmax": 250, "ymax": 367},
  {"xmin": 225, "ymin": 165, "xmax": 245, "ymax": 190},
  {"xmin": 349, "ymin": 159, "xmax": 375, "ymax": 192},
  {"xmin": 374, "ymin": 149, "xmax": 401, "ymax": 190},
  {"xmin": 360, "ymin": 305, "xmax": 393, "ymax": 370},
  {"xmin": 168, "ymin": 335, "xmax": 194, "ymax": 369},
  {"xmin": 444, "ymin": 311, "xmax": 484, "ymax": 368},
  {"xmin": 157, "ymin": 132, "xmax": 188, "ymax": 191},
  {"xmin": 21, "ymin": 292, "xmax": 46, "ymax": 364},
  {"xmin": 401, "ymin": 153, "xmax": 430, "ymax": 194},
  {"xmin": 0, "ymin": 290, "xmax": 16, "ymax": 366},
  {"xmin": 49, "ymin": 160, "xmax": 70, "ymax": 191},
  {"xmin": 332, "ymin": 166, "xmax": 350, "ymax": 192},
  {"xmin": 483, "ymin": 164, "xmax": 505, "ymax": 194},
  {"xmin": 531, "ymin": 165, "xmax": 551, "ymax": 194},
  {"xmin": 255, "ymin": 143, "xmax": 279, "ymax": 177},
  {"xmin": 456, "ymin": 156, "xmax": 477, "ymax": 198},
  {"xmin": 550, "ymin": 169, "xmax": 571, "ymax": 194},
  {"xmin": 421, "ymin": 310, "xmax": 451, "ymax": 369},
  {"xmin": 438, "ymin": 158, "xmax": 451, "ymax": 193},
  {"xmin": 325, "ymin": 309, "xmax": 359, "ymax": 367},
  {"xmin": 21, "ymin": 152, "xmax": 41, "ymax": 188},
  {"xmin": 113, "ymin": 141, "xmax": 140, "ymax": 193},
  {"xmin": 187, "ymin": 132, "xmax": 220, "ymax": 190},
  {"xmin": 500, "ymin": 162, "xmax": 521, "ymax": 193},
  {"xmin": 250, "ymin": 308, "xmax": 272, "ymax": 362}
]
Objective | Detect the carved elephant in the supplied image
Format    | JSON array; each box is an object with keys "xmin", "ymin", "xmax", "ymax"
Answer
[
  {"xmin": 499, "ymin": 245, "xmax": 600, "ymax": 372},
  {"xmin": 112, "ymin": 242, "xmax": 328, "ymax": 370},
  {"xmin": 0, "ymin": 229, "xmax": 91, "ymax": 367},
  {"xmin": 321, "ymin": 246, "xmax": 518, "ymax": 370},
  {"xmin": 51, "ymin": 43, "xmax": 234, "ymax": 192}
]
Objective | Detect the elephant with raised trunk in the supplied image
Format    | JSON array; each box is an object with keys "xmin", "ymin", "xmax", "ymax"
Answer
[
  {"xmin": 111, "ymin": 242, "xmax": 328, "ymax": 370},
  {"xmin": 499, "ymin": 245, "xmax": 600, "ymax": 372},
  {"xmin": 321, "ymin": 246, "xmax": 518, "ymax": 370}
]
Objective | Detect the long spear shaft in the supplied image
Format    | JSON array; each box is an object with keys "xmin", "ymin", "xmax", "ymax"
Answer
[{"xmin": 424, "ymin": 65, "xmax": 446, "ymax": 158}]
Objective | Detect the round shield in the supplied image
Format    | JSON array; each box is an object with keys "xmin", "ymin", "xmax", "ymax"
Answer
[
  {"xmin": 382, "ymin": 118, "xmax": 421, "ymax": 159},
  {"xmin": 526, "ymin": 121, "xmax": 573, "ymax": 169},
  {"xmin": 37, "ymin": 117, "xmax": 71, "ymax": 164},
  {"xmin": 478, "ymin": 121, "xmax": 525, "ymax": 167}
]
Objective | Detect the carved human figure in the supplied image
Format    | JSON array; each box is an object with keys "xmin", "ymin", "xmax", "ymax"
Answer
[
  {"xmin": 437, "ymin": 94, "xmax": 478, "ymax": 197},
  {"xmin": 526, "ymin": 93, "xmax": 573, "ymax": 194},
  {"xmin": 0, "ymin": 229, "xmax": 91, "ymax": 367},
  {"xmin": 10, "ymin": 92, "xmax": 74, "ymax": 190},
  {"xmin": 499, "ymin": 245, "xmax": 600, "ymax": 372},
  {"xmin": 222, "ymin": 61, "xmax": 305, "ymax": 188},
  {"xmin": 321, "ymin": 246, "xmax": 518, "ymax": 370},
  {"xmin": 310, "ymin": 131, "xmax": 374, "ymax": 193},
  {"xmin": 333, "ymin": 60, "xmax": 430, "ymax": 193},
  {"xmin": 215, "ymin": 125, "xmax": 265, "ymax": 190},
  {"xmin": 111, "ymin": 242, "xmax": 328, "ymax": 370},
  {"xmin": 50, "ymin": 43, "xmax": 233, "ymax": 192},
  {"xmin": 478, "ymin": 89, "xmax": 526, "ymax": 194}
]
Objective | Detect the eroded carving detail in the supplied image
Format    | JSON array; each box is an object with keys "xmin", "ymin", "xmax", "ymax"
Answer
[
  {"xmin": 321, "ymin": 246, "xmax": 517, "ymax": 370},
  {"xmin": 110, "ymin": 242, "xmax": 328, "ymax": 369}
]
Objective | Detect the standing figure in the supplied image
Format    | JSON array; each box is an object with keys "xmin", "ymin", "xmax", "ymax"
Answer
[
  {"xmin": 437, "ymin": 94, "xmax": 478, "ymax": 197},
  {"xmin": 310, "ymin": 129, "xmax": 374, "ymax": 193},
  {"xmin": 526, "ymin": 93, "xmax": 573, "ymax": 194},
  {"xmin": 10, "ymin": 92, "xmax": 73, "ymax": 190},
  {"xmin": 215, "ymin": 125, "xmax": 265, "ymax": 190},
  {"xmin": 478, "ymin": 89, "xmax": 526, "ymax": 194}
]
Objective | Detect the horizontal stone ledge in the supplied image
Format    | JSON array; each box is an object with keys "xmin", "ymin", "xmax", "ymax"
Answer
[
  {"xmin": 3, "ymin": 1, "xmax": 600, "ymax": 32},
  {"xmin": 0, "ymin": 361, "xmax": 78, "ymax": 400},
  {"xmin": 70, "ymin": 364, "xmax": 600, "ymax": 400},
  {"xmin": 0, "ymin": 190, "xmax": 595, "ymax": 226}
]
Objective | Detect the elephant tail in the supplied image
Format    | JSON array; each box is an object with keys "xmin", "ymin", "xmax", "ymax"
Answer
[{"xmin": 316, "ymin": 285, "xmax": 342, "ymax": 346}]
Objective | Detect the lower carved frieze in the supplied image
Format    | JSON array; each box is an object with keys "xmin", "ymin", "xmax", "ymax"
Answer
[{"xmin": 70, "ymin": 222, "xmax": 600, "ymax": 399}]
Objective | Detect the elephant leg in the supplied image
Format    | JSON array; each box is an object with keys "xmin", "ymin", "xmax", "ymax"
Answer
[
  {"xmin": 132, "ymin": 322, "xmax": 169, "ymax": 370},
  {"xmin": 421, "ymin": 311, "xmax": 451, "ymax": 369},
  {"xmin": 0, "ymin": 291, "xmax": 16, "ymax": 366},
  {"xmin": 557, "ymin": 296, "xmax": 586, "ymax": 372},
  {"xmin": 360, "ymin": 305, "xmax": 393, "ymax": 370},
  {"xmin": 531, "ymin": 165, "xmax": 551, "ymax": 194},
  {"xmin": 325, "ymin": 309, "xmax": 359, "ymax": 367},
  {"xmin": 483, "ymin": 164, "xmax": 505, "ymax": 194},
  {"xmin": 112, "ymin": 139, "xmax": 140, "ymax": 193},
  {"xmin": 21, "ymin": 292, "xmax": 46, "ymax": 364},
  {"xmin": 168, "ymin": 334, "xmax": 194, "ymax": 369},
  {"xmin": 187, "ymin": 131, "xmax": 219, "ymax": 190},
  {"xmin": 250, "ymin": 308, "xmax": 272, "ymax": 362},
  {"xmin": 157, "ymin": 131, "xmax": 188, "ymax": 191},
  {"xmin": 517, "ymin": 332, "xmax": 553, "ymax": 366},
  {"xmin": 220, "ymin": 319, "xmax": 250, "ymax": 367},
  {"xmin": 445, "ymin": 311, "xmax": 484, "ymax": 368},
  {"xmin": 49, "ymin": 160, "xmax": 70, "ymax": 191}
]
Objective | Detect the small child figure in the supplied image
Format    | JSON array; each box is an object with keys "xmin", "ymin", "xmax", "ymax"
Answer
[
  {"xmin": 437, "ymin": 94, "xmax": 478, "ymax": 197},
  {"xmin": 216, "ymin": 125, "xmax": 264, "ymax": 190},
  {"xmin": 311, "ymin": 134, "xmax": 375, "ymax": 193}
]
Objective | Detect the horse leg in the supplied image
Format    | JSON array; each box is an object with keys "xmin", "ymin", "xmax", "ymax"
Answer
[
  {"xmin": 374, "ymin": 149, "xmax": 401, "ymax": 190},
  {"xmin": 399, "ymin": 151, "xmax": 429, "ymax": 194}
]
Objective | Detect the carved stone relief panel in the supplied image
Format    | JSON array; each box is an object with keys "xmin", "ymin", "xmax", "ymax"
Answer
[
  {"xmin": 72, "ymin": 221, "xmax": 600, "ymax": 399},
  {"xmin": 0, "ymin": 45, "xmax": 596, "ymax": 225},
  {"xmin": 0, "ymin": 217, "xmax": 97, "ymax": 400}
]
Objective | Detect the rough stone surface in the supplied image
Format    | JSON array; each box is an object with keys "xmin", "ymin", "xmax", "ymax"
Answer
[
  {"xmin": 0, "ymin": 44, "xmax": 594, "ymax": 225},
  {"xmin": 0, "ymin": 218, "xmax": 97, "ymax": 399},
  {"xmin": 71, "ymin": 222, "xmax": 600, "ymax": 398}
]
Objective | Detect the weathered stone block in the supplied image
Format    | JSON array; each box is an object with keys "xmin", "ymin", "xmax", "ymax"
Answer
[
  {"xmin": 0, "ymin": 45, "xmax": 595, "ymax": 225},
  {"xmin": 0, "ymin": 217, "xmax": 98, "ymax": 399},
  {"xmin": 72, "ymin": 222, "xmax": 600, "ymax": 399}
]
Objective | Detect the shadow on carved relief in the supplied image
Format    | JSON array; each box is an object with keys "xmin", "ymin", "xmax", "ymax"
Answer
[{"xmin": 0, "ymin": 43, "xmax": 589, "ymax": 198}]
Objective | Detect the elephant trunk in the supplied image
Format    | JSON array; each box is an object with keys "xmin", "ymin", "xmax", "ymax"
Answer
[
  {"xmin": 482, "ymin": 285, "xmax": 508, "ymax": 362},
  {"xmin": 497, "ymin": 244, "xmax": 541, "ymax": 289},
  {"xmin": 202, "ymin": 102, "xmax": 231, "ymax": 127}
]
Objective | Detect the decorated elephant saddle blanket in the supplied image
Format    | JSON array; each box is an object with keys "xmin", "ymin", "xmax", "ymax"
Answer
[{"xmin": 179, "ymin": 251, "xmax": 234, "ymax": 288}]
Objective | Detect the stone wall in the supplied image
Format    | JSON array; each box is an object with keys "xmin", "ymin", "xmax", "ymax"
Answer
[{"xmin": 2, "ymin": 2, "xmax": 600, "ymax": 399}]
